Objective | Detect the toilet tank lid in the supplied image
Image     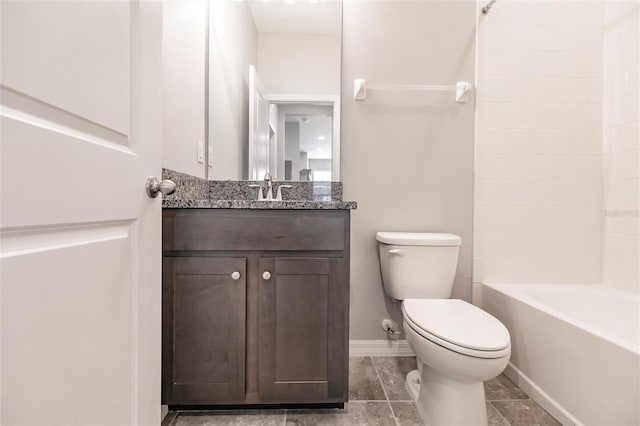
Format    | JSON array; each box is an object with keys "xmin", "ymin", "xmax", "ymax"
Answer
[{"xmin": 376, "ymin": 232, "xmax": 462, "ymax": 246}]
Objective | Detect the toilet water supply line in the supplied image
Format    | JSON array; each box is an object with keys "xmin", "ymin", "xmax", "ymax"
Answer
[
  {"xmin": 383, "ymin": 320, "xmax": 396, "ymax": 336},
  {"xmin": 382, "ymin": 301, "xmax": 403, "ymax": 336}
]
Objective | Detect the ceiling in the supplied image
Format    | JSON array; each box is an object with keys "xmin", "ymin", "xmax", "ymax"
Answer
[{"xmin": 247, "ymin": 0, "xmax": 342, "ymax": 35}]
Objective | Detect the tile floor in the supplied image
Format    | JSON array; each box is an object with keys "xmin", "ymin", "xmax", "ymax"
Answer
[{"xmin": 163, "ymin": 356, "xmax": 561, "ymax": 426}]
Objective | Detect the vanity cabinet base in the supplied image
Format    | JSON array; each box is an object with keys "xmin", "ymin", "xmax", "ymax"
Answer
[{"xmin": 162, "ymin": 209, "xmax": 350, "ymax": 406}]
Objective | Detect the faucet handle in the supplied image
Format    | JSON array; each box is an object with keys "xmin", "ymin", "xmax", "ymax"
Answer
[
  {"xmin": 276, "ymin": 185, "xmax": 293, "ymax": 201},
  {"xmin": 248, "ymin": 184, "xmax": 264, "ymax": 201}
]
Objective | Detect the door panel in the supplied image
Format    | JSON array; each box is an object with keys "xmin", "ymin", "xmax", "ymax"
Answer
[
  {"xmin": 2, "ymin": 225, "xmax": 133, "ymax": 422},
  {"xmin": 174, "ymin": 275, "xmax": 232, "ymax": 384},
  {"xmin": 275, "ymin": 275, "xmax": 329, "ymax": 382},
  {"xmin": 1, "ymin": 1, "xmax": 131, "ymax": 134},
  {"xmin": 163, "ymin": 257, "xmax": 247, "ymax": 404},
  {"xmin": 258, "ymin": 257, "xmax": 348, "ymax": 403},
  {"xmin": 0, "ymin": 1, "xmax": 162, "ymax": 424}
]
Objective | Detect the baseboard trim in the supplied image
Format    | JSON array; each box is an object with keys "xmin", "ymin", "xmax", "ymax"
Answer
[
  {"xmin": 349, "ymin": 340, "xmax": 414, "ymax": 357},
  {"xmin": 504, "ymin": 363, "xmax": 582, "ymax": 426}
]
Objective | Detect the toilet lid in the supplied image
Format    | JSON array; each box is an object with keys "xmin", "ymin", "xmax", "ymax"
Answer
[{"xmin": 403, "ymin": 299, "xmax": 510, "ymax": 352}]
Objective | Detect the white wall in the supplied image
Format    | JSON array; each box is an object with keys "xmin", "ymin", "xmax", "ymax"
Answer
[
  {"xmin": 602, "ymin": 0, "xmax": 640, "ymax": 292},
  {"xmin": 474, "ymin": 1, "xmax": 604, "ymax": 284},
  {"xmin": 258, "ymin": 33, "xmax": 341, "ymax": 96},
  {"xmin": 342, "ymin": 1, "xmax": 476, "ymax": 340},
  {"xmin": 162, "ymin": 0, "xmax": 207, "ymax": 178},
  {"xmin": 208, "ymin": 2, "xmax": 257, "ymax": 180},
  {"xmin": 285, "ymin": 121, "xmax": 301, "ymax": 179}
]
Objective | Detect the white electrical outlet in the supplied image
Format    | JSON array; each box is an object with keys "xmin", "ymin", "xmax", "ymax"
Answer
[
  {"xmin": 197, "ymin": 140, "xmax": 205, "ymax": 164},
  {"xmin": 208, "ymin": 146, "xmax": 214, "ymax": 167}
]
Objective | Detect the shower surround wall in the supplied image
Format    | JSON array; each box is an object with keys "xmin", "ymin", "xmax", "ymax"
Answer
[
  {"xmin": 602, "ymin": 1, "xmax": 640, "ymax": 292},
  {"xmin": 474, "ymin": 1, "xmax": 605, "ymax": 284}
]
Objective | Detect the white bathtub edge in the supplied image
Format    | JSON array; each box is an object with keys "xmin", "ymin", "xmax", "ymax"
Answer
[{"xmin": 504, "ymin": 362, "xmax": 583, "ymax": 426}]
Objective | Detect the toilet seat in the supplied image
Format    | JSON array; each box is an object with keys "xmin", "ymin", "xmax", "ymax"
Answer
[
  {"xmin": 402, "ymin": 299, "xmax": 510, "ymax": 359},
  {"xmin": 376, "ymin": 232, "xmax": 462, "ymax": 246}
]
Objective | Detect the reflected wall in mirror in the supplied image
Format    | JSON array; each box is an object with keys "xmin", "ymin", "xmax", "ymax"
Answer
[{"xmin": 208, "ymin": 0, "xmax": 342, "ymax": 181}]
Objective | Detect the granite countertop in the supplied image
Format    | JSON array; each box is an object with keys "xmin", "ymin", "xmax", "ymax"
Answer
[
  {"xmin": 162, "ymin": 199, "xmax": 357, "ymax": 210},
  {"xmin": 160, "ymin": 170, "xmax": 357, "ymax": 210}
]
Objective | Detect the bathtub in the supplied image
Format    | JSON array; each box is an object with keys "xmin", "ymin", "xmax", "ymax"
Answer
[{"xmin": 473, "ymin": 282, "xmax": 640, "ymax": 426}]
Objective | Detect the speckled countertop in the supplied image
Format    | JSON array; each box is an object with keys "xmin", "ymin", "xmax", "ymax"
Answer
[
  {"xmin": 161, "ymin": 169, "xmax": 357, "ymax": 210},
  {"xmin": 162, "ymin": 199, "xmax": 357, "ymax": 210}
]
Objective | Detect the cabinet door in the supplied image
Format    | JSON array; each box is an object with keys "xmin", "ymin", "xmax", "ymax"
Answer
[
  {"xmin": 163, "ymin": 257, "xmax": 246, "ymax": 404},
  {"xmin": 258, "ymin": 257, "xmax": 348, "ymax": 403}
]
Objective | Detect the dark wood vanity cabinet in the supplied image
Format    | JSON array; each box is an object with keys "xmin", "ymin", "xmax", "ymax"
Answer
[
  {"xmin": 162, "ymin": 209, "xmax": 350, "ymax": 407},
  {"xmin": 258, "ymin": 256, "xmax": 348, "ymax": 402},
  {"xmin": 162, "ymin": 256, "xmax": 247, "ymax": 404}
]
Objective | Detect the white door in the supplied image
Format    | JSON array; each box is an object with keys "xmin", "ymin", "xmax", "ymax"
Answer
[
  {"xmin": 0, "ymin": 2, "xmax": 162, "ymax": 425},
  {"xmin": 248, "ymin": 65, "xmax": 270, "ymax": 180}
]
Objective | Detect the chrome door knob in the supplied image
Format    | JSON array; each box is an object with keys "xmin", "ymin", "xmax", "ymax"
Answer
[
  {"xmin": 231, "ymin": 271, "xmax": 241, "ymax": 281},
  {"xmin": 262, "ymin": 271, "xmax": 271, "ymax": 280},
  {"xmin": 146, "ymin": 177, "xmax": 176, "ymax": 198}
]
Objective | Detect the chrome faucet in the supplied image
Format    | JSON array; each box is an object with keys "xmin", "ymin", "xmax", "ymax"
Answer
[
  {"xmin": 264, "ymin": 173, "xmax": 274, "ymax": 200},
  {"xmin": 247, "ymin": 173, "xmax": 292, "ymax": 201}
]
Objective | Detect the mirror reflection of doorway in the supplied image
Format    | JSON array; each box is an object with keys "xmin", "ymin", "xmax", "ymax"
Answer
[
  {"xmin": 248, "ymin": 66, "xmax": 338, "ymax": 182},
  {"xmin": 275, "ymin": 103, "xmax": 333, "ymax": 182}
]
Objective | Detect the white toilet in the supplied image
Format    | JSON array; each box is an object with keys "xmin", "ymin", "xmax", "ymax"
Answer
[{"xmin": 377, "ymin": 232, "xmax": 511, "ymax": 426}]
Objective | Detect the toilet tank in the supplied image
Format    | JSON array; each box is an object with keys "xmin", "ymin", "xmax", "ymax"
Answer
[{"xmin": 377, "ymin": 232, "xmax": 461, "ymax": 300}]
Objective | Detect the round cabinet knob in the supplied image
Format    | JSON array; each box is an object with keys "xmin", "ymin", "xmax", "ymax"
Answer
[
  {"xmin": 231, "ymin": 271, "xmax": 241, "ymax": 281},
  {"xmin": 262, "ymin": 271, "xmax": 272, "ymax": 280}
]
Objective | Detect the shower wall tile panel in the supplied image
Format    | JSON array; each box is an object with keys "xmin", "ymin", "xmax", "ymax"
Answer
[
  {"xmin": 602, "ymin": 0, "xmax": 640, "ymax": 292},
  {"xmin": 474, "ymin": 0, "xmax": 605, "ymax": 284}
]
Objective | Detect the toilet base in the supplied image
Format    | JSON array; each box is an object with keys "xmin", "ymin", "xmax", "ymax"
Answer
[
  {"xmin": 406, "ymin": 363, "xmax": 488, "ymax": 426},
  {"xmin": 406, "ymin": 369, "xmax": 421, "ymax": 401}
]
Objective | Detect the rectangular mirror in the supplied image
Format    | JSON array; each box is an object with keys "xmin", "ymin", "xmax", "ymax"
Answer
[{"xmin": 208, "ymin": 0, "xmax": 342, "ymax": 181}]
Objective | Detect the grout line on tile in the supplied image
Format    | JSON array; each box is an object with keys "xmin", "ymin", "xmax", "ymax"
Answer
[
  {"xmin": 489, "ymin": 401, "xmax": 512, "ymax": 426},
  {"xmin": 487, "ymin": 397, "xmax": 530, "ymax": 402},
  {"xmin": 168, "ymin": 412, "xmax": 178, "ymax": 426},
  {"xmin": 371, "ymin": 356, "xmax": 400, "ymax": 426}
]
